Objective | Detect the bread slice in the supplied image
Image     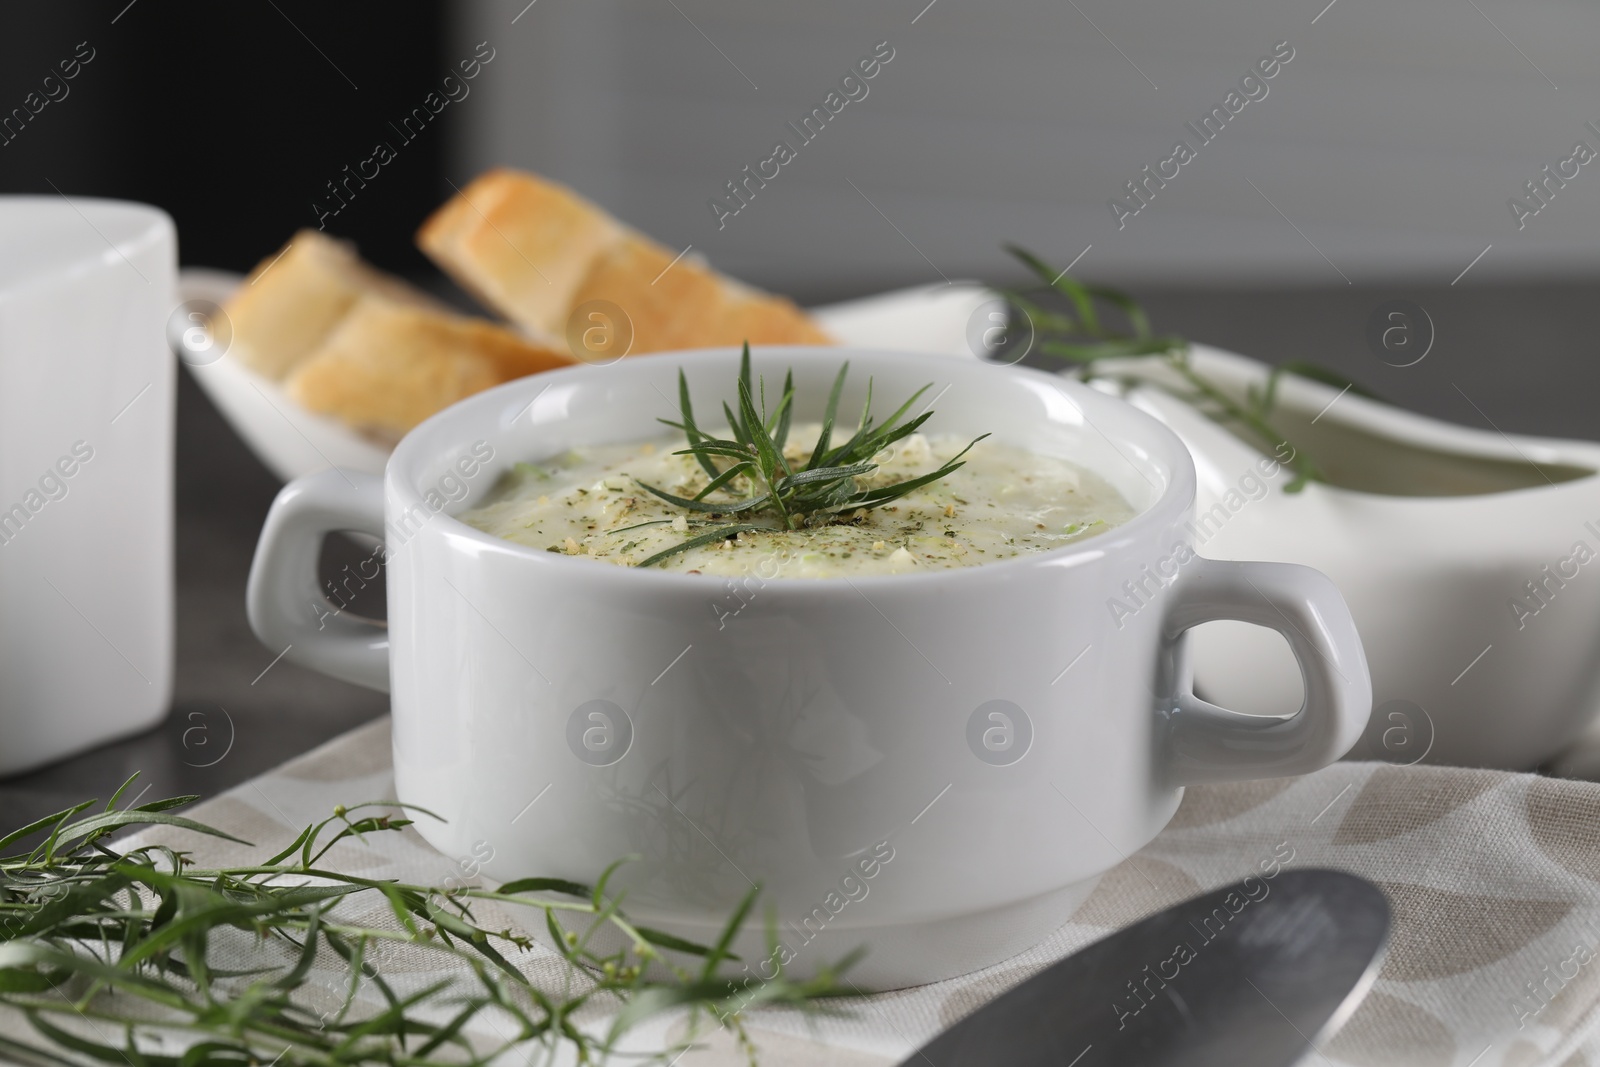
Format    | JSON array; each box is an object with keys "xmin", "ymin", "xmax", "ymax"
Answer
[
  {"xmin": 416, "ymin": 169, "xmax": 622, "ymax": 339},
  {"xmin": 567, "ymin": 235, "xmax": 727, "ymax": 355},
  {"xmin": 719, "ymin": 290, "xmax": 837, "ymax": 346},
  {"xmin": 418, "ymin": 168, "xmax": 833, "ymax": 350},
  {"xmin": 285, "ymin": 296, "xmax": 572, "ymax": 442},
  {"xmin": 225, "ymin": 230, "xmax": 439, "ymax": 379},
  {"xmin": 225, "ymin": 228, "xmax": 579, "ymax": 439}
]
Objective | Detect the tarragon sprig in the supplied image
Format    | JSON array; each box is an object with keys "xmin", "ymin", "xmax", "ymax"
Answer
[
  {"xmin": 1002, "ymin": 244, "xmax": 1381, "ymax": 493},
  {"xmin": 0, "ymin": 775, "xmax": 855, "ymax": 1067},
  {"xmin": 635, "ymin": 343, "xmax": 988, "ymax": 567}
]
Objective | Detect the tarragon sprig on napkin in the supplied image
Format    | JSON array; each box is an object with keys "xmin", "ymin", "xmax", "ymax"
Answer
[{"xmin": 0, "ymin": 776, "xmax": 854, "ymax": 1066}]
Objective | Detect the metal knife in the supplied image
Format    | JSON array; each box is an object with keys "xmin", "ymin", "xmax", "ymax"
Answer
[{"xmin": 900, "ymin": 868, "xmax": 1389, "ymax": 1067}]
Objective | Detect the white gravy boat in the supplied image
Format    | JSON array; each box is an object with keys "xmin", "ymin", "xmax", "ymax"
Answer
[{"xmin": 1099, "ymin": 344, "xmax": 1600, "ymax": 770}]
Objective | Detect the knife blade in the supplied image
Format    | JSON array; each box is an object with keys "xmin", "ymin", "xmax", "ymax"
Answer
[{"xmin": 900, "ymin": 868, "xmax": 1389, "ymax": 1067}]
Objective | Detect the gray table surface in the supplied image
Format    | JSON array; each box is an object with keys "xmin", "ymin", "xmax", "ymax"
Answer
[{"xmin": 1, "ymin": 279, "xmax": 1594, "ymax": 827}]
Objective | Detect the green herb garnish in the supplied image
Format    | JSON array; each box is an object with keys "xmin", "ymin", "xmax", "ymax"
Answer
[
  {"xmin": 1002, "ymin": 245, "xmax": 1381, "ymax": 493},
  {"xmin": 0, "ymin": 776, "xmax": 853, "ymax": 1066},
  {"xmin": 635, "ymin": 343, "xmax": 987, "ymax": 567}
]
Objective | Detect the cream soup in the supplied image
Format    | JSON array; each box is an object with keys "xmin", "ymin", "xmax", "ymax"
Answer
[{"xmin": 460, "ymin": 423, "xmax": 1135, "ymax": 577}]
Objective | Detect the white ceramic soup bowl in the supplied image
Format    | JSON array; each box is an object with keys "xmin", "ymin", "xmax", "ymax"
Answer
[{"xmin": 247, "ymin": 346, "xmax": 1371, "ymax": 988}]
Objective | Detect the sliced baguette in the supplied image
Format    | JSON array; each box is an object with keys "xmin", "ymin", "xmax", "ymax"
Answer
[
  {"xmin": 224, "ymin": 230, "xmax": 440, "ymax": 380},
  {"xmin": 568, "ymin": 235, "xmax": 728, "ymax": 354},
  {"xmin": 418, "ymin": 168, "xmax": 833, "ymax": 351},
  {"xmin": 285, "ymin": 296, "xmax": 572, "ymax": 442},
  {"xmin": 416, "ymin": 168, "xmax": 622, "ymax": 339}
]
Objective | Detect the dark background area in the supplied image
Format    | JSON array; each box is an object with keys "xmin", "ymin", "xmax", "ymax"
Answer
[
  {"xmin": 2, "ymin": 2, "xmax": 1598, "ymax": 825},
  {"xmin": 0, "ymin": 1, "xmax": 450, "ymax": 278}
]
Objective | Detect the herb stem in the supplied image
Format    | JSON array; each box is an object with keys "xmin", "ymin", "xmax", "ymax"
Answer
[
  {"xmin": 634, "ymin": 343, "xmax": 985, "ymax": 566},
  {"xmin": 1002, "ymin": 244, "xmax": 1371, "ymax": 494},
  {"xmin": 0, "ymin": 777, "xmax": 854, "ymax": 1067}
]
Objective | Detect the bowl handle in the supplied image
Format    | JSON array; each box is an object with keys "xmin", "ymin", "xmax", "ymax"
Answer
[
  {"xmin": 246, "ymin": 469, "xmax": 390, "ymax": 692},
  {"xmin": 1160, "ymin": 557, "xmax": 1370, "ymax": 786}
]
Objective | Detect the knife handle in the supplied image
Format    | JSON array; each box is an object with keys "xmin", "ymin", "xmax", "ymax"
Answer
[{"xmin": 1159, "ymin": 556, "xmax": 1371, "ymax": 785}]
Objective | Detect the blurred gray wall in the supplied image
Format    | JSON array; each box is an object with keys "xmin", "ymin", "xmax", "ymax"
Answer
[{"xmin": 450, "ymin": 0, "xmax": 1600, "ymax": 299}]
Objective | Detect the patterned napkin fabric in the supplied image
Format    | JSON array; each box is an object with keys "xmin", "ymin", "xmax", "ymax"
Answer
[{"xmin": 89, "ymin": 718, "xmax": 1600, "ymax": 1067}]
